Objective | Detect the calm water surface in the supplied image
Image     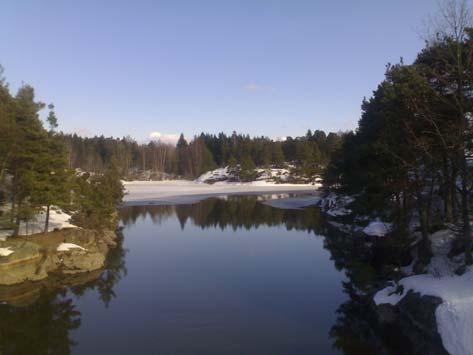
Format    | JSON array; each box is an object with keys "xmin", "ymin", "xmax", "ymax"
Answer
[{"xmin": 0, "ymin": 195, "xmax": 386, "ymax": 355}]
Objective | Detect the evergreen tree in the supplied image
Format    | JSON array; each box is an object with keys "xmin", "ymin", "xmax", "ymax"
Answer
[
  {"xmin": 271, "ymin": 142, "xmax": 285, "ymax": 167},
  {"xmin": 46, "ymin": 103, "xmax": 58, "ymax": 132},
  {"xmin": 176, "ymin": 133, "xmax": 189, "ymax": 177},
  {"xmin": 239, "ymin": 154, "xmax": 257, "ymax": 182},
  {"xmin": 30, "ymin": 135, "xmax": 73, "ymax": 232}
]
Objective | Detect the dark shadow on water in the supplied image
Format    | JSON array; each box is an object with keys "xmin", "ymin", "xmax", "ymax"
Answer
[
  {"xmin": 0, "ymin": 233, "xmax": 127, "ymax": 355},
  {"xmin": 0, "ymin": 195, "xmax": 437, "ymax": 354}
]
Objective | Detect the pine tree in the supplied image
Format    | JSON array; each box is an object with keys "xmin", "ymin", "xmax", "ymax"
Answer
[
  {"xmin": 176, "ymin": 133, "xmax": 189, "ymax": 177},
  {"xmin": 46, "ymin": 103, "xmax": 58, "ymax": 133},
  {"xmin": 239, "ymin": 154, "xmax": 257, "ymax": 182},
  {"xmin": 9, "ymin": 85, "xmax": 46, "ymax": 234},
  {"xmin": 30, "ymin": 135, "xmax": 73, "ymax": 232},
  {"xmin": 271, "ymin": 143, "xmax": 285, "ymax": 167}
]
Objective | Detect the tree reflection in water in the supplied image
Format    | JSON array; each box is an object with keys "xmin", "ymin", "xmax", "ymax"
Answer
[
  {"xmin": 120, "ymin": 195, "xmax": 326, "ymax": 234},
  {"xmin": 0, "ymin": 291, "xmax": 80, "ymax": 355},
  {"xmin": 0, "ymin": 195, "xmax": 435, "ymax": 354},
  {"xmin": 0, "ymin": 232, "xmax": 127, "ymax": 355},
  {"xmin": 121, "ymin": 195, "xmax": 430, "ymax": 354}
]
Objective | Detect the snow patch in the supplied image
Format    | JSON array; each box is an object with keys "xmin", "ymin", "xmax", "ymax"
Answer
[
  {"xmin": 57, "ymin": 243, "xmax": 86, "ymax": 252},
  {"xmin": 319, "ymin": 193, "xmax": 354, "ymax": 217},
  {"xmin": 1, "ymin": 207, "xmax": 79, "ymax": 237},
  {"xmin": 195, "ymin": 166, "xmax": 319, "ymax": 185},
  {"xmin": 363, "ymin": 221, "xmax": 392, "ymax": 237},
  {"xmin": 374, "ymin": 267, "xmax": 473, "ymax": 355},
  {"xmin": 326, "ymin": 207, "xmax": 352, "ymax": 217},
  {"xmin": 195, "ymin": 167, "xmax": 234, "ymax": 183},
  {"xmin": 0, "ymin": 247, "xmax": 14, "ymax": 257}
]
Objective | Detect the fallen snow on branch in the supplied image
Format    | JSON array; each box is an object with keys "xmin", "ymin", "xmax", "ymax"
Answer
[{"xmin": 57, "ymin": 243, "xmax": 86, "ymax": 252}]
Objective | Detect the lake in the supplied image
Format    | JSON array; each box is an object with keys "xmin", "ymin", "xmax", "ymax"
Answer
[{"xmin": 0, "ymin": 194, "xmax": 405, "ymax": 354}]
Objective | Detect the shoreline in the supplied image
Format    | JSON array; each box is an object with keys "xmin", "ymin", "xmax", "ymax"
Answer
[
  {"xmin": 122, "ymin": 180, "xmax": 320, "ymax": 206},
  {"xmin": 0, "ymin": 228, "xmax": 119, "ymax": 288}
]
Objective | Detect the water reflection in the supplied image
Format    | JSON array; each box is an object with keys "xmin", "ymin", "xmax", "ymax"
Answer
[
  {"xmin": 0, "ymin": 195, "xmax": 432, "ymax": 354},
  {"xmin": 0, "ymin": 233, "xmax": 127, "ymax": 355},
  {"xmin": 121, "ymin": 195, "xmax": 326, "ymax": 234},
  {"xmin": 119, "ymin": 196, "xmax": 436, "ymax": 355}
]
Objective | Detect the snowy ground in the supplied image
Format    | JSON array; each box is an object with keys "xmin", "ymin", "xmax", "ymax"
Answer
[
  {"xmin": 375, "ymin": 228, "xmax": 472, "ymax": 355},
  {"xmin": 194, "ymin": 166, "xmax": 321, "ymax": 184},
  {"xmin": 57, "ymin": 243, "xmax": 86, "ymax": 252},
  {"xmin": 375, "ymin": 266, "xmax": 473, "ymax": 355},
  {"xmin": 363, "ymin": 221, "xmax": 392, "ymax": 237},
  {"xmin": 19, "ymin": 208, "xmax": 77, "ymax": 235},
  {"xmin": 0, "ymin": 207, "xmax": 77, "ymax": 238},
  {"xmin": 0, "ymin": 247, "xmax": 14, "ymax": 256},
  {"xmin": 123, "ymin": 180, "xmax": 318, "ymax": 205}
]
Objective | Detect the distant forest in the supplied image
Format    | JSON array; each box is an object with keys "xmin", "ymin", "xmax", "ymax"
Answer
[{"xmin": 61, "ymin": 130, "xmax": 344, "ymax": 179}]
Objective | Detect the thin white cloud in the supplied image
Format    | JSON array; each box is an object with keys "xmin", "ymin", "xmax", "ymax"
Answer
[
  {"xmin": 243, "ymin": 82, "xmax": 275, "ymax": 92},
  {"xmin": 272, "ymin": 136, "xmax": 287, "ymax": 142},
  {"xmin": 72, "ymin": 127, "xmax": 93, "ymax": 137},
  {"xmin": 149, "ymin": 131, "xmax": 180, "ymax": 145}
]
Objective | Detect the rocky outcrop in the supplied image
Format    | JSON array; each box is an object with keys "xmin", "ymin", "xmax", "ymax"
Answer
[
  {"xmin": 0, "ymin": 228, "xmax": 117, "ymax": 286},
  {"xmin": 375, "ymin": 291, "xmax": 448, "ymax": 355},
  {"xmin": 0, "ymin": 240, "xmax": 46, "ymax": 285}
]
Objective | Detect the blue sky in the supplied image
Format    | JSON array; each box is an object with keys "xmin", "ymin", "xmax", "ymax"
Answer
[{"xmin": 1, "ymin": 0, "xmax": 434, "ymax": 143}]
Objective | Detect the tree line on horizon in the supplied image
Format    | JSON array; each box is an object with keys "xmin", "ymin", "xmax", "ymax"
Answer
[{"xmin": 61, "ymin": 130, "xmax": 344, "ymax": 180}]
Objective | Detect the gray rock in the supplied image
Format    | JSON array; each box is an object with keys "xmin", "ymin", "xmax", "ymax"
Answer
[{"xmin": 61, "ymin": 250, "xmax": 105, "ymax": 273}]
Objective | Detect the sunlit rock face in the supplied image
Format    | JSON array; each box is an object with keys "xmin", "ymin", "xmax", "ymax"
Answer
[
  {"xmin": 0, "ymin": 228, "xmax": 117, "ymax": 286},
  {"xmin": 0, "ymin": 241, "xmax": 45, "ymax": 285}
]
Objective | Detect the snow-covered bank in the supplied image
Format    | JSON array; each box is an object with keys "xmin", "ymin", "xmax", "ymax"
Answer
[
  {"xmin": 123, "ymin": 180, "xmax": 318, "ymax": 205},
  {"xmin": 19, "ymin": 208, "xmax": 77, "ymax": 235},
  {"xmin": 0, "ymin": 207, "xmax": 78, "ymax": 239},
  {"xmin": 195, "ymin": 166, "xmax": 321, "ymax": 184},
  {"xmin": 375, "ymin": 267, "xmax": 473, "ymax": 355}
]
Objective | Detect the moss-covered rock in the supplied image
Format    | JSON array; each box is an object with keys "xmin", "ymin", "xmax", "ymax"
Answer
[{"xmin": 0, "ymin": 229, "xmax": 117, "ymax": 286}]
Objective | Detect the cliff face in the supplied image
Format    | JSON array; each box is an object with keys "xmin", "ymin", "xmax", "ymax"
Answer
[
  {"xmin": 375, "ymin": 291, "xmax": 448, "ymax": 355},
  {"xmin": 0, "ymin": 228, "xmax": 118, "ymax": 286}
]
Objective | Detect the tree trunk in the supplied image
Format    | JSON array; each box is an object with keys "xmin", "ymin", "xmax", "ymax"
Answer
[
  {"xmin": 13, "ymin": 201, "xmax": 21, "ymax": 236},
  {"xmin": 426, "ymin": 171, "xmax": 436, "ymax": 227},
  {"xmin": 414, "ymin": 170, "xmax": 431, "ymax": 263},
  {"xmin": 44, "ymin": 205, "xmax": 50, "ymax": 234},
  {"xmin": 451, "ymin": 161, "xmax": 459, "ymax": 223},
  {"xmin": 460, "ymin": 153, "xmax": 472, "ymax": 264},
  {"xmin": 443, "ymin": 156, "xmax": 453, "ymax": 223}
]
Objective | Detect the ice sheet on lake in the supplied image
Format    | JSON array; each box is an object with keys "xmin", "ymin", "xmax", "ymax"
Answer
[{"xmin": 123, "ymin": 180, "xmax": 318, "ymax": 205}]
